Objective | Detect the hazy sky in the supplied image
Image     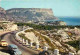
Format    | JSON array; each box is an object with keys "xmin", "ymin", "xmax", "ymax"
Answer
[{"xmin": 0, "ymin": 0, "xmax": 80, "ymax": 17}]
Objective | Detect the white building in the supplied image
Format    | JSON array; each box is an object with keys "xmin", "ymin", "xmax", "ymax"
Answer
[{"xmin": 59, "ymin": 21, "xmax": 66, "ymax": 26}]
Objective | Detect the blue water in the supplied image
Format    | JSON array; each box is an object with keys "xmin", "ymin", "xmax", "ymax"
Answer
[{"xmin": 58, "ymin": 17, "xmax": 80, "ymax": 25}]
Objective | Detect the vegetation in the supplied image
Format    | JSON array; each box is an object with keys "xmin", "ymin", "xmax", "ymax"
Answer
[
  {"xmin": 0, "ymin": 27, "xmax": 3, "ymax": 29},
  {"xmin": 15, "ymin": 23, "xmax": 80, "ymax": 30},
  {"xmin": 24, "ymin": 29, "xmax": 64, "ymax": 52},
  {"xmin": 25, "ymin": 29, "xmax": 55, "ymax": 48},
  {"xmin": 35, "ymin": 31, "xmax": 65, "ymax": 52},
  {"xmin": 66, "ymin": 40, "xmax": 80, "ymax": 50},
  {"xmin": 24, "ymin": 29, "xmax": 34, "ymax": 32},
  {"xmin": 18, "ymin": 33, "xmax": 31, "ymax": 42}
]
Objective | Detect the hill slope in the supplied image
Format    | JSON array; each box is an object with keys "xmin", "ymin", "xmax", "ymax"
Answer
[
  {"xmin": 0, "ymin": 7, "xmax": 6, "ymax": 21},
  {"xmin": 6, "ymin": 8, "xmax": 58, "ymax": 22},
  {"xmin": 0, "ymin": 7, "xmax": 58, "ymax": 22}
]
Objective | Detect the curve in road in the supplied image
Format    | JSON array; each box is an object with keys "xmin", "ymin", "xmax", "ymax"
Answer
[{"xmin": 1, "ymin": 32, "xmax": 38, "ymax": 55}]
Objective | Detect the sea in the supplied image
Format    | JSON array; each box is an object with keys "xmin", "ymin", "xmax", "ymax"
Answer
[{"xmin": 58, "ymin": 17, "xmax": 80, "ymax": 26}]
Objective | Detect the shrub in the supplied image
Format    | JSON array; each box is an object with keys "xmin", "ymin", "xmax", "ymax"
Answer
[{"xmin": 18, "ymin": 33, "xmax": 31, "ymax": 42}]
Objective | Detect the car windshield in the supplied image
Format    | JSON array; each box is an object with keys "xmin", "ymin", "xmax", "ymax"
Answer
[
  {"xmin": 1, "ymin": 41, "xmax": 6, "ymax": 42},
  {"xmin": 13, "ymin": 48, "xmax": 17, "ymax": 49}
]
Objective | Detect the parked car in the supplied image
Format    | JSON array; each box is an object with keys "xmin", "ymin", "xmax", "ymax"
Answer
[
  {"xmin": 8, "ymin": 44, "xmax": 22, "ymax": 55},
  {"xmin": 39, "ymin": 51, "xmax": 50, "ymax": 55},
  {"xmin": 0, "ymin": 40, "xmax": 8, "ymax": 46}
]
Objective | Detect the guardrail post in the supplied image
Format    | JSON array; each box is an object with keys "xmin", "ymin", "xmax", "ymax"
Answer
[
  {"xmin": 19, "ymin": 37, "xmax": 22, "ymax": 41},
  {"xmin": 44, "ymin": 46, "xmax": 48, "ymax": 51},
  {"xmin": 26, "ymin": 40, "xmax": 28, "ymax": 45},
  {"xmin": 69, "ymin": 52, "xmax": 74, "ymax": 55},
  {"xmin": 54, "ymin": 49, "xmax": 59, "ymax": 55},
  {"xmin": 22, "ymin": 38, "xmax": 25, "ymax": 43},
  {"xmin": 30, "ymin": 42, "xmax": 33, "ymax": 47},
  {"xmin": 21, "ymin": 37, "xmax": 23, "ymax": 42},
  {"xmin": 36, "ymin": 44, "xmax": 39, "ymax": 49}
]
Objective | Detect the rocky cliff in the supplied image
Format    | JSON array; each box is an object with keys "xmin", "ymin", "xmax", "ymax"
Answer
[
  {"xmin": 0, "ymin": 7, "xmax": 58, "ymax": 22},
  {"xmin": 0, "ymin": 7, "xmax": 6, "ymax": 21}
]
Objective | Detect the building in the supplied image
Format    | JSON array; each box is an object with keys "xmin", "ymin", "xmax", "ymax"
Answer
[{"xmin": 59, "ymin": 21, "xmax": 66, "ymax": 26}]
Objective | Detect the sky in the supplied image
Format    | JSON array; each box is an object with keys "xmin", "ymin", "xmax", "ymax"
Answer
[{"xmin": 0, "ymin": 0, "xmax": 80, "ymax": 17}]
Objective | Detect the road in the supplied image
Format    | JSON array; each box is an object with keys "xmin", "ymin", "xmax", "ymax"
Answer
[{"xmin": 1, "ymin": 31, "xmax": 39, "ymax": 55}]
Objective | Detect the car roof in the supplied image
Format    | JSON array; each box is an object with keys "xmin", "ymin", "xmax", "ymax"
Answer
[{"xmin": 9, "ymin": 44, "xmax": 18, "ymax": 48}]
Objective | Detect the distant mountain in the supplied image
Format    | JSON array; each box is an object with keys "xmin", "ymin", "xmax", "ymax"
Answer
[{"xmin": 0, "ymin": 7, "xmax": 58, "ymax": 22}]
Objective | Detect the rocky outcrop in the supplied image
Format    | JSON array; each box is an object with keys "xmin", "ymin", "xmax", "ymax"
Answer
[
  {"xmin": 0, "ymin": 22, "xmax": 18, "ymax": 31},
  {"xmin": 0, "ymin": 7, "xmax": 6, "ymax": 21},
  {"xmin": 0, "ymin": 7, "xmax": 6, "ymax": 14},
  {"xmin": 6, "ymin": 8, "xmax": 58, "ymax": 22},
  {"xmin": 0, "ymin": 7, "xmax": 58, "ymax": 22}
]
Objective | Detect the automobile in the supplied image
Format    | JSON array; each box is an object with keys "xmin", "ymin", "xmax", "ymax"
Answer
[
  {"xmin": 0, "ymin": 40, "xmax": 8, "ymax": 46},
  {"xmin": 8, "ymin": 44, "xmax": 22, "ymax": 55},
  {"xmin": 39, "ymin": 51, "xmax": 50, "ymax": 55}
]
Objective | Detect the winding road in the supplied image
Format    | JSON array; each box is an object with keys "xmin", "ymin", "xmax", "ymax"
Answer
[{"xmin": 1, "ymin": 31, "xmax": 39, "ymax": 55}]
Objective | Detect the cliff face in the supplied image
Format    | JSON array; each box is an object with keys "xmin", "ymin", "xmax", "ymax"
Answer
[
  {"xmin": 0, "ymin": 7, "xmax": 6, "ymax": 14},
  {"xmin": 0, "ymin": 7, "xmax": 6, "ymax": 21},
  {"xmin": 0, "ymin": 7, "xmax": 58, "ymax": 22},
  {"xmin": 7, "ymin": 8, "xmax": 53, "ymax": 15}
]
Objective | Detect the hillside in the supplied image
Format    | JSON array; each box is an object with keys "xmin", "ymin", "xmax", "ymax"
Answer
[
  {"xmin": 17, "ymin": 28, "xmax": 77, "ymax": 54},
  {"xmin": 0, "ymin": 7, "xmax": 58, "ymax": 22},
  {"xmin": 6, "ymin": 8, "xmax": 58, "ymax": 22},
  {"xmin": 0, "ymin": 7, "xmax": 6, "ymax": 21}
]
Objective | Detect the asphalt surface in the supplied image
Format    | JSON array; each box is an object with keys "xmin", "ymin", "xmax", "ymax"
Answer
[{"xmin": 1, "ymin": 32, "xmax": 39, "ymax": 55}]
